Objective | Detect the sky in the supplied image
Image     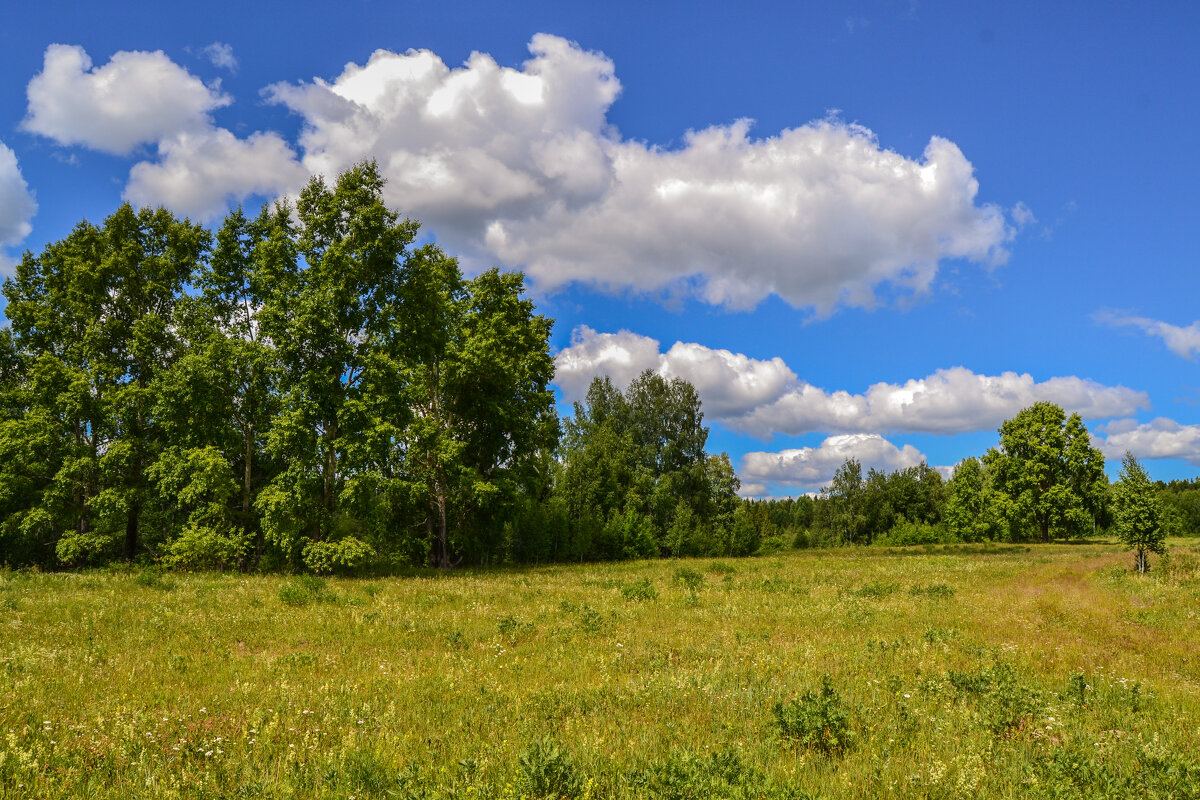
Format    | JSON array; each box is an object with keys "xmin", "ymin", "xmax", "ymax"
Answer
[{"xmin": 2, "ymin": 0, "xmax": 1199, "ymax": 496}]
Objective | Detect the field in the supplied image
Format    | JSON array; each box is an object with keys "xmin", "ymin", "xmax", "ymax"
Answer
[{"xmin": 2, "ymin": 541, "xmax": 1200, "ymax": 799}]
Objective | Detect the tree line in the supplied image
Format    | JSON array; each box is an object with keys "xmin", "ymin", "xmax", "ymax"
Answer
[
  {"xmin": 739, "ymin": 402, "xmax": 1173, "ymax": 569},
  {"xmin": 0, "ymin": 163, "xmax": 1181, "ymax": 572}
]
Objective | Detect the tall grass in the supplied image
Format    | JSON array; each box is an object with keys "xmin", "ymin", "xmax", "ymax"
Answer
[{"xmin": 1, "ymin": 540, "xmax": 1198, "ymax": 797}]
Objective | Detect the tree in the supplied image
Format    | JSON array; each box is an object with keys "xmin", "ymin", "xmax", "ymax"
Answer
[
  {"xmin": 1113, "ymin": 452, "xmax": 1165, "ymax": 574},
  {"xmin": 945, "ymin": 457, "xmax": 1005, "ymax": 542},
  {"xmin": 985, "ymin": 402, "xmax": 1107, "ymax": 543},
  {"xmin": 820, "ymin": 458, "xmax": 867, "ymax": 545},
  {"xmin": 255, "ymin": 164, "xmax": 418, "ymax": 572},
  {"xmin": 2, "ymin": 205, "xmax": 209, "ymax": 564},
  {"xmin": 557, "ymin": 370, "xmax": 729, "ymax": 559}
]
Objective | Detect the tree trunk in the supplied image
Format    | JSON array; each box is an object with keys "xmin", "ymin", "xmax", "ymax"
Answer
[
  {"xmin": 435, "ymin": 472, "xmax": 450, "ymax": 569},
  {"xmin": 319, "ymin": 419, "xmax": 338, "ymax": 542},
  {"xmin": 124, "ymin": 500, "xmax": 140, "ymax": 561}
]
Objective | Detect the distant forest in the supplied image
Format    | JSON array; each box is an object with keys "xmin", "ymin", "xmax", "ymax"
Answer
[{"xmin": 0, "ymin": 163, "xmax": 1193, "ymax": 572}]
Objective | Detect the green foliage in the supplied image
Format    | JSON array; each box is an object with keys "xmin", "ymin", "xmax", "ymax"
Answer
[
  {"xmin": 557, "ymin": 371, "xmax": 737, "ymax": 561},
  {"xmin": 947, "ymin": 661, "xmax": 1041, "ymax": 735},
  {"xmin": 772, "ymin": 676, "xmax": 853, "ymax": 756},
  {"xmin": 1114, "ymin": 452, "xmax": 1166, "ymax": 573},
  {"xmin": 986, "ymin": 402, "xmax": 1108, "ymax": 543},
  {"xmin": 673, "ymin": 566, "xmax": 705, "ymax": 591},
  {"xmin": 621, "ymin": 577, "xmax": 659, "ymax": 601},
  {"xmin": 278, "ymin": 575, "xmax": 332, "ymax": 606},
  {"xmin": 872, "ymin": 520, "xmax": 958, "ymax": 547},
  {"xmin": 516, "ymin": 739, "xmax": 583, "ymax": 799}
]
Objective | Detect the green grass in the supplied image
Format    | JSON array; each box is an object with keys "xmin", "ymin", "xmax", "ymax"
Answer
[{"xmin": 2, "ymin": 541, "xmax": 1200, "ymax": 798}]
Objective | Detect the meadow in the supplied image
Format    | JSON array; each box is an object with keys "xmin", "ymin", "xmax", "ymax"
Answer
[{"xmin": 2, "ymin": 541, "xmax": 1199, "ymax": 799}]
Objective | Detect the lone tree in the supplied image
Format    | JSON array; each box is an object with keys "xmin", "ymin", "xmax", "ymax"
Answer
[
  {"xmin": 985, "ymin": 402, "xmax": 1108, "ymax": 543},
  {"xmin": 1113, "ymin": 452, "xmax": 1165, "ymax": 574}
]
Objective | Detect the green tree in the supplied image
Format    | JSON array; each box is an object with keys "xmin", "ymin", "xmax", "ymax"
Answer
[
  {"xmin": 945, "ymin": 457, "xmax": 1004, "ymax": 542},
  {"xmin": 820, "ymin": 458, "xmax": 867, "ymax": 545},
  {"xmin": 1113, "ymin": 452, "xmax": 1165, "ymax": 574},
  {"xmin": 255, "ymin": 164, "xmax": 419, "ymax": 571},
  {"xmin": 985, "ymin": 402, "xmax": 1106, "ymax": 543},
  {"xmin": 2, "ymin": 205, "xmax": 208, "ymax": 564},
  {"xmin": 557, "ymin": 370, "xmax": 728, "ymax": 559}
]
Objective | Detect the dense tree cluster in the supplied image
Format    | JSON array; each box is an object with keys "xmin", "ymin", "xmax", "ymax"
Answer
[
  {"xmin": 0, "ymin": 164, "xmax": 560, "ymax": 571},
  {"xmin": 0, "ymin": 166, "xmax": 1192, "ymax": 573}
]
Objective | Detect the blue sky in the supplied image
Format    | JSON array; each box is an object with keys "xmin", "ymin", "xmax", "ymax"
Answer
[{"xmin": 2, "ymin": 0, "xmax": 1199, "ymax": 495}]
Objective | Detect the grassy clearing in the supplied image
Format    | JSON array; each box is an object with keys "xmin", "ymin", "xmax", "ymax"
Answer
[{"xmin": 2, "ymin": 541, "xmax": 1200, "ymax": 798}]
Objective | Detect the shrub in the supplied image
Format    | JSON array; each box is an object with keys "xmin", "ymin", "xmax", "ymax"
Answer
[
  {"xmin": 947, "ymin": 661, "xmax": 1041, "ymax": 735},
  {"xmin": 874, "ymin": 521, "xmax": 959, "ymax": 547},
  {"xmin": 909, "ymin": 583, "xmax": 956, "ymax": 598},
  {"xmin": 133, "ymin": 566, "xmax": 175, "ymax": 591},
  {"xmin": 621, "ymin": 577, "xmax": 658, "ymax": 601},
  {"xmin": 773, "ymin": 675, "xmax": 854, "ymax": 756},
  {"xmin": 517, "ymin": 739, "xmax": 582, "ymax": 799},
  {"xmin": 279, "ymin": 575, "xmax": 332, "ymax": 606},
  {"xmin": 852, "ymin": 581, "xmax": 899, "ymax": 599},
  {"xmin": 673, "ymin": 567, "xmax": 705, "ymax": 591}
]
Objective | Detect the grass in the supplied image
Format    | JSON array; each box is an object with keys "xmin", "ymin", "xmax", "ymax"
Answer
[{"xmin": 2, "ymin": 540, "xmax": 1199, "ymax": 797}]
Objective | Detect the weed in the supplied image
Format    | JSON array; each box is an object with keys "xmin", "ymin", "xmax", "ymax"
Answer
[
  {"xmin": 909, "ymin": 583, "xmax": 955, "ymax": 598},
  {"xmin": 517, "ymin": 739, "xmax": 582, "ymax": 799},
  {"xmin": 706, "ymin": 561, "xmax": 737, "ymax": 574},
  {"xmin": 620, "ymin": 577, "xmax": 658, "ymax": 601},
  {"xmin": 852, "ymin": 581, "xmax": 899, "ymax": 598},
  {"xmin": 673, "ymin": 567, "xmax": 705, "ymax": 591},
  {"xmin": 773, "ymin": 675, "xmax": 854, "ymax": 756},
  {"xmin": 133, "ymin": 566, "xmax": 175, "ymax": 590}
]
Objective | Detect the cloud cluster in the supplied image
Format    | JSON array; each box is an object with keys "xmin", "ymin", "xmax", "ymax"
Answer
[
  {"xmin": 1097, "ymin": 312, "xmax": 1200, "ymax": 360},
  {"xmin": 23, "ymin": 36, "xmax": 1017, "ymax": 309},
  {"xmin": 23, "ymin": 44, "xmax": 230, "ymax": 155},
  {"xmin": 554, "ymin": 326, "xmax": 1150, "ymax": 436},
  {"xmin": 0, "ymin": 142, "xmax": 36, "ymax": 271},
  {"xmin": 22, "ymin": 44, "xmax": 301, "ymax": 220},
  {"xmin": 1098, "ymin": 418, "xmax": 1200, "ymax": 465},
  {"xmin": 739, "ymin": 434, "xmax": 931, "ymax": 494},
  {"xmin": 266, "ymin": 35, "xmax": 1013, "ymax": 310}
]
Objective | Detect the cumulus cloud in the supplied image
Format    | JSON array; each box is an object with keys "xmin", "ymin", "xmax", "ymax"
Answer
[
  {"xmin": 22, "ymin": 35, "xmax": 1018, "ymax": 308},
  {"xmin": 740, "ymin": 434, "xmax": 931, "ymax": 493},
  {"xmin": 203, "ymin": 42, "xmax": 238, "ymax": 73},
  {"xmin": 1097, "ymin": 311, "xmax": 1200, "ymax": 360},
  {"xmin": 22, "ymin": 44, "xmax": 229, "ymax": 155},
  {"xmin": 264, "ymin": 34, "xmax": 1014, "ymax": 311},
  {"xmin": 125, "ymin": 129, "xmax": 306, "ymax": 221},
  {"xmin": 0, "ymin": 141, "xmax": 37, "ymax": 271},
  {"xmin": 1097, "ymin": 418, "xmax": 1200, "ymax": 465},
  {"xmin": 554, "ymin": 326, "xmax": 1150, "ymax": 436},
  {"xmin": 554, "ymin": 326, "xmax": 796, "ymax": 417}
]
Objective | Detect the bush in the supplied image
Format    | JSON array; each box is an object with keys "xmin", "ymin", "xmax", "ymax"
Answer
[
  {"xmin": 133, "ymin": 566, "xmax": 175, "ymax": 590},
  {"xmin": 773, "ymin": 675, "xmax": 854, "ymax": 756},
  {"xmin": 673, "ymin": 567, "xmax": 705, "ymax": 591},
  {"xmin": 278, "ymin": 575, "xmax": 332, "ymax": 606},
  {"xmin": 873, "ymin": 521, "xmax": 960, "ymax": 547},
  {"xmin": 621, "ymin": 577, "xmax": 658, "ymax": 601},
  {"xmin": 517, "ymin": 739, "xmax": 583, "ymax": 799}
]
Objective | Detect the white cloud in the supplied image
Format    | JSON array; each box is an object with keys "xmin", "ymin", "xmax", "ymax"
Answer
[
  {"xmin": 266, "ymin": 34, "xmax": 1015, "ymax": 312},
  {"xmin": 203, "ymin": 42, "xmax": 238, "ymax": 73},
  {"xmin": 1098, "ymin": 418, "xmax": 1200, "ymax": 465},
  {"xmin": 125, "ymin": 129, "xmax": 306, "ymax": 221},
  {"xmin": 1098, "ymin": 311, "xmax": 1200, "ymax": 360},
  {"xmin": 739, "ymin": 366, "xmax": 1148, "ymax": 436},
  {"xmin": 0, "ymin": 141, "xmax": 36, "ymax": 271},
  {"xmin": 553, "ymin": 326, "xmax": 796, "ymax": 417},
  {"xmin": 20, "ymin": 36, "xmax": 1017, "ymax": 310},
  {"xmin": 740, "ymin": 434, "xmax": 931, "ymax": 492},
  {"xmin": 23, "ymin": 44, "xmax": 229, "ymax": 155},
  {"xmin": 554, "ymin": 326, "xmax": 1150, "ymax": 436}
]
